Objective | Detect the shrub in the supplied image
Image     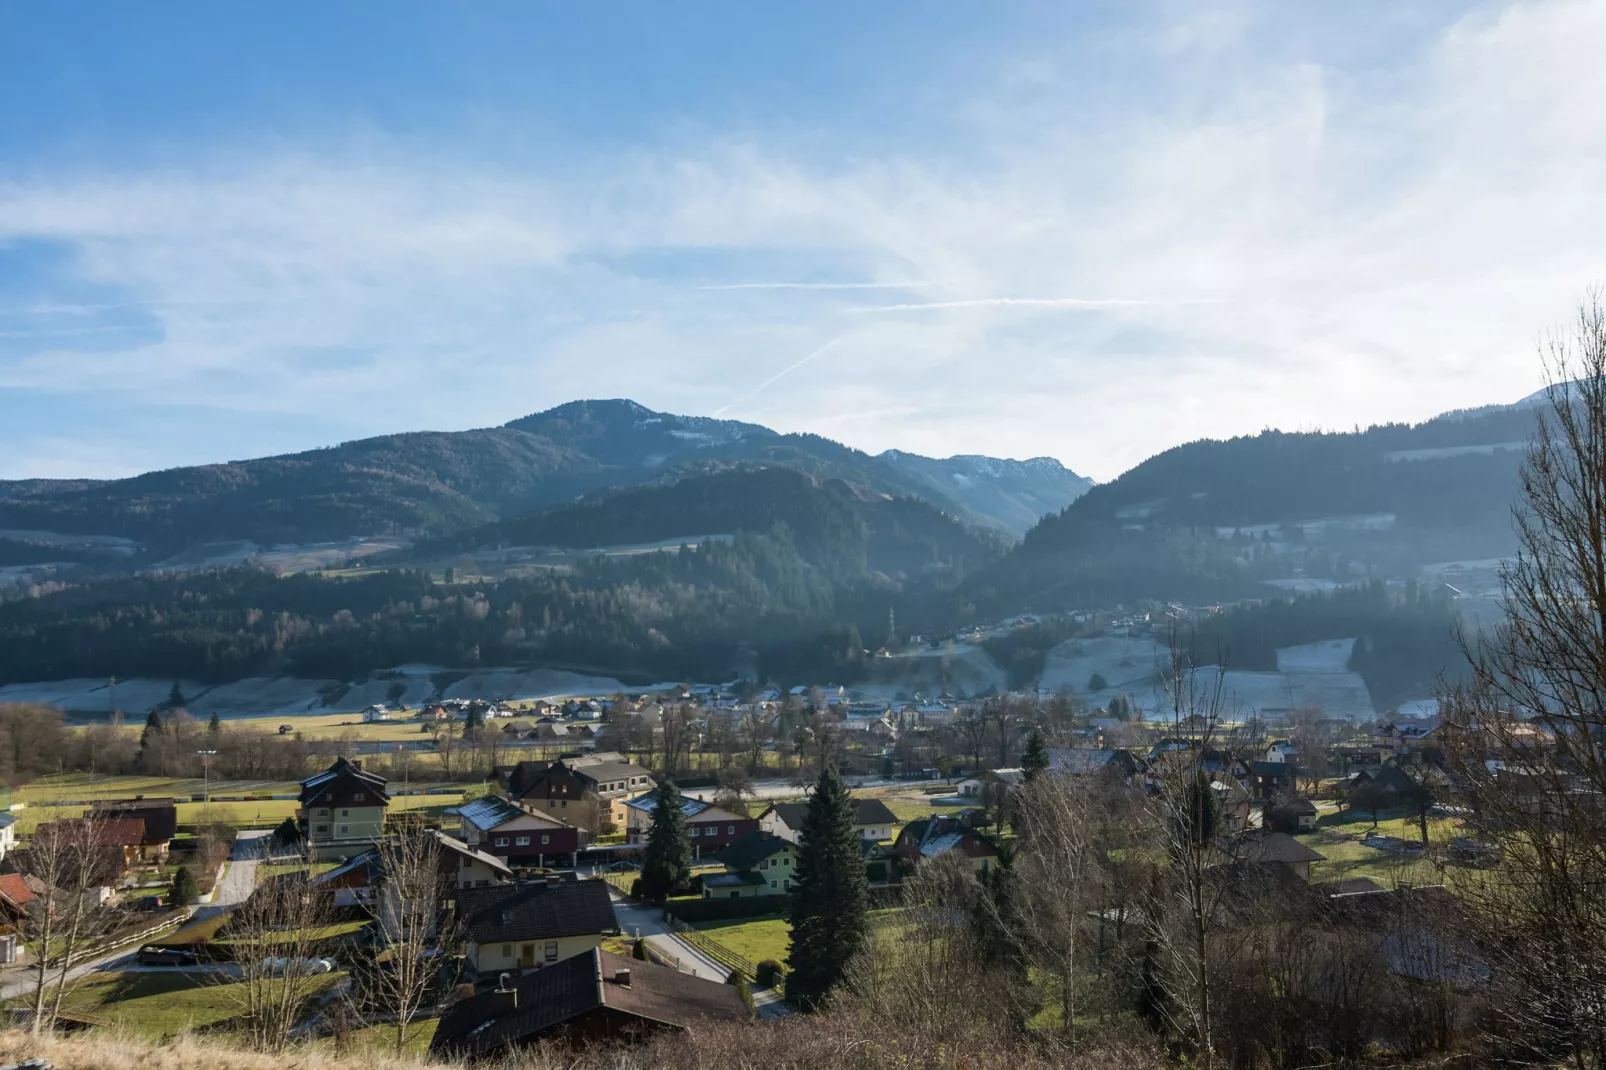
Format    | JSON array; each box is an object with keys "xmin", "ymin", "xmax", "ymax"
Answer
[
  {"xmin": 632, "ymin": 938, "xmax": 648, "ymax": 961},
  {"xmin": 755, "ymin": 959, "xmax": 785, "ymax": 988},
  {"xmin": 726, "ymin": 972, "xmax": 756, "ymax": 1013},
  {"xmin": 170, "ymin": 866, "xmax": 199, "ymax": 906},
  {"xmin": 272, "ymin": 816, "xmax": 302, "ymax": 846},
  {"xmin": 630, "ymin": 877, "xmax": 644, "ymax": 899}
]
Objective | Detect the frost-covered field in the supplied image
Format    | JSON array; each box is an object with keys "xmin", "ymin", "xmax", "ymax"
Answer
[
  {"xmin": 442, "ymin": 668, "xmax": 628, "ymax": 702},
  {"xmin": 1275, "ymin": 638, "xmax": 1356, "ymax": 672},
  {"xmin": 851, "ymin": 643, "xmax": 1009, "ymax": 701},
  {"xmin": 1038, "ymin": 635, "xmax": 1168, "ymax": 694},
  {"xmin": 1384, "ymin": 442, "xmax": 1525, "ymax": 462}
]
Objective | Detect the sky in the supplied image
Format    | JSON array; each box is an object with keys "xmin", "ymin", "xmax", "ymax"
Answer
[{"xmin": 2, "ymin": 1, "xmax": 1605, "ymax": 483}]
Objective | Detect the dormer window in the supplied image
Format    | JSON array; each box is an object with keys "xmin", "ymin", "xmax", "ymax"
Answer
[{"xmin": 354, "ymin": 792, "xmax": 365, "ymax": 802}]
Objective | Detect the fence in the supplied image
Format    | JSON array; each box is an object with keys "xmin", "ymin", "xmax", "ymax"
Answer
[{"xmin": 666, "ymin": 914, "xmax": 761, "ymax": 984}]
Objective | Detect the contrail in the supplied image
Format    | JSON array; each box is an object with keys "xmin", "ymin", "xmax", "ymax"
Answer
[
  {"xmin": 701, "ymin": 281, "xmax": 928, "ymax": 291},
  {"xmin": 712, "ymin": 336, "xmax": 849, "ymax": 417},
  {"xmin": 847, "ymin": 296, "xmax": 1218, "ymax": 313}
]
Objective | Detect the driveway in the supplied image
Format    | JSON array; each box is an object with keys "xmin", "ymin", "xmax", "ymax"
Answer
[
  {"xmin": 182, "ymin": 828, "xmax": 270, "ymax": 925},
  {"xmin": 602, "ymin": 887, "xmax": 793, "ymax": 1018}
]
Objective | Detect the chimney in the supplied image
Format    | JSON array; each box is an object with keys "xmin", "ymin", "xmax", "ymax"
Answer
[
  {"xmin": 351, "ymin": 759, "xmax": 363, "ymax": 771},
  {"xmin": 488, "ymin": 973, "xmax": 518, "ymax": 1013},
  {"xmin": 613, "ymin": 968, "xmax": 631, "ymax": 987}
]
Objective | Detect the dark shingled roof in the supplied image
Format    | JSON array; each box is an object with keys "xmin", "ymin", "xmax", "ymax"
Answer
[
  {"xmin": 430, "ymin": 948, "xmax": 750, "ymax": 1061},
  {"xmin": 458, "ymin": 879, "xmax": 617, "ymax": 945},
  {"xmin": 1243, "ymin": 832, "xmax": 1327, "ymax": 865},
  {"xmin": 764, "ymin": 797, "xmax": 897, "ymax": 832},
  {"xmin": 299, "ymin": 756, "xmax": 390, "ymax": 804},
  {"xmin": 90, "ymin": 798, "xmax": 178, "ymax": 845},
  {"xmin": 1316, "ymin": 876, "xmax": 1385, "ymax": 897},
  {"xmin": 716, "ymin": 831, "xmax": 791, "ymax": 871}
]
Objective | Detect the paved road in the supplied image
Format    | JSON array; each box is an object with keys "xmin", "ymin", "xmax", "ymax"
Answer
[
  {"xmin": 602, "ymin": 887, "xmax": 792, "ymax": 1018},
  {"xmin": 179, "ymin": 828, "xmax": 270, "ymax": 927}
]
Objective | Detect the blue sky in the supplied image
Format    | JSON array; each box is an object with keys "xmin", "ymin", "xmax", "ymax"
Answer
[{"xmin": 3, "ymin": 1, "xmax": 1604, "ymax": 481}]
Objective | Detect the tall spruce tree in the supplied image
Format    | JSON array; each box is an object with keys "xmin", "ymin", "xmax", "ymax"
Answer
[
  {"xmin": 139, "ymin": 709, "xmax": 163, "ymax": 751},
  {"xmin": 167, "ymin": 680, "xmax": 186, "ymax": 710},
  {"xmin": 638, "ymin": 779, "xmax": 691, "ymax": 904},
  {"xmin": 787, "ymin": 761, "xmax": 869, "ymax": 1010},
  {"xmin": 208, "ymin": 710, "xmax": 222, "ymax": 735},
  {"xmin": 1021, "ymin": 727, "xmax": 1049, "ymax": 784}
]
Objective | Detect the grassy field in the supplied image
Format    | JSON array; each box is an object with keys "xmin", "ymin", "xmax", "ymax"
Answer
[
  {"xmin": 30, "ymin": 970, "xmax": 344, "ymax": 1041},
  {"xmin": 317, "ymin": 1016, "xmax": 439, "ymax": 1057},
  {"xmin": 1295, "ymin": 805, "xmax": 1467, "ymax": 886},
  {"xmin": 691, "ymin": 915, "xmax": 791, "ymax": 966}
]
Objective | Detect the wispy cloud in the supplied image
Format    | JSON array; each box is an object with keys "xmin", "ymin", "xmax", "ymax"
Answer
[{"xmin": 2, "ymin": 1, "xmax": 1604, "ymax": 481}]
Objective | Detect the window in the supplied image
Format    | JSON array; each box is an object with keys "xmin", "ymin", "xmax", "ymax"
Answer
[
  {"xmin": 315, "ymin": 825, "xmax": 329, "ymax": 835},
  {"xmin": 353, "ymin": 792, "xmax": 365, "ymax": 802},
  {"xmin": 544, "ymin": 941, "xmax": 559, "ymax": 962},
  {"xmin": 560, "ymin": 800, "xmax": 567, "ymax": 808},
  {"xmin": 515, "ymin": 835, "xmax": 530, "ymax": 846},
  {"xmin": 341, "ymin": 809, "xmax": 349, "ymax": 818},
  {"xmin": 502, "ymin": 944, "xmax": 512, "ymax": 958},
  {"xmin": 540, "ymin": 834, "xmax": 550, "ymax": 845},
  {"xmin": 494, "ymin": 836, "xmax": 509, "ymax": 847},
  {"xmin": 689, "ymin": 827, "xmax": 700, "ymax": 838},
  {"xmin": 728, "ymin": 825, "xmax": 735, "ymax": 835},
  {"xmin": 339, "ymin": 825, "xmax": 349, "ymax": 835},
  {"xmin": 771, "ymin": 880, "xmax": 778, "ymax": 888},
  {"xmin": 758, "ymin": 859, "xmax": 767, "ymax": 870}
]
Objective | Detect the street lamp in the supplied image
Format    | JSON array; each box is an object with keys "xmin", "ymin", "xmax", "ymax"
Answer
[{"xmin": 197, "ymin": 749, "xmax": 218, "ymax": 812}]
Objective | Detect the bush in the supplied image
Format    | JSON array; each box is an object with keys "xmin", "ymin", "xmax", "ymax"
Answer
[
  {"xmin": 630, "ymin": 878, "xmax": 644, "ymax": 900},
  {"xmin": 755, "ymin": 959, "xmax": 785, "ymax": 988},
  {"xmin": 272, "ymin": 815, "xmax": 302, "ymax": 846},
  {"xmin": 726, "ymin": 972, "xmax": 756, "ymax": 1013},
  {"xmin": 1089, "ymin": 672, "xmax": 1108, "ymax": 691},
  {"xmin": 170, "ymin": 866, "xmax": 199, "ymax": 906},
  {"xmin": 632, "ymin": 938, "xmax": 648, "ymax": 961}
]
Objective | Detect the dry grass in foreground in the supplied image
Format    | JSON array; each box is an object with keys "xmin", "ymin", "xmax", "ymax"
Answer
[{"xmin": 0, "ymin": 1015, "xmax": 1161, "ymax": 1070}]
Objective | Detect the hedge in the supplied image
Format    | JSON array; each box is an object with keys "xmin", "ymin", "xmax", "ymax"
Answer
[{"xmin": 665, "ymin": 896, "xmax": 790, "ymax": 923}]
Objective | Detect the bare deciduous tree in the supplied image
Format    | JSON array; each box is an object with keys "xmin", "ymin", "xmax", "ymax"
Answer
[
  {"xmin": 227, "ymin": 851, "xmax": 339, "ymax": 1053},
  {"xmin": 25, "ymin": 811, "xmax": 115, "ymax": 1036},
  {"xmin": 1442, "ymin": 295, "xmax": 1606, "ymax": 1068},
  {"xmin": 366, "ymin": 830, "xmax": 447, "ymax": 1057}
]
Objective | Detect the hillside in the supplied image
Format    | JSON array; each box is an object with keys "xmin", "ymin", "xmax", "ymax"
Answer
[
  {"xmin": 878, "ymin": 451, "xmax": 1093, "ymax": 535},
  {"xmin": 965, "ymin": 404, "xmax": 1542, "ymax": 611},
  {"xmin": 0, "ymin": 400, "xmax": 1087, "ymax": 563}
]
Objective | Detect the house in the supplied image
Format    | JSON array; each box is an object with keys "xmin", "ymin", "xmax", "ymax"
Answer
[
  {"xmin": 703, "ymin": 831, "xmax": 797, "ymax": 898},
  {"xmin": 1241, "ymin": 760, "xmax": 1298, "ymax": 800},
  {"xmin": 89, "ymin": 798, "xmax": 177, "ymax": 862},
  {"xmin": 362, "ymin": 705, "xmax": 391, "ymax": 723},
  {"xmin": 1286, "ymin": 797, "xmax": 1319, "ymax": 831},
  {"xmin": 623, "ymin": 795, "xmax": 755, "ymax": 860},
  {"xmin": 0, "ymin": 813, "xmax": 16, "ymax": 863},
  {"xmin": 454, "ymin": 795, "xmax": 588, "ymax": 867},
  {"xmin": 1242, "ymin": 832, "xmax": 1327, "ymax": 882},
  {"xmin": 30, "ymin": 818, "xmax": 147, "ymax": 884},
  {"xmin": 0, "ymin": 873, "xmax": 36, "ymax": 964},
  {"xmin": 758, "ymin": 798, "xmax": 897, "ymax": 845},
  {"xmin": 428, "ymin": 947, "xmax": 749, "ymax": 1062},
  {"xmin": 456, "ymin": 877, "xmax": 618, "ymax": 979},
  {"xmin": 509, "ymin": 758, "xmax": 654, "ymax": 833},
  {"xmin": 893, "ymin": 815, "xmax": 999, "ymax": 874},
  {"xmin": 434, "ymin": 830, "xmax": 515, "ymax": 890},
  {"xmin": 1047, "ymin": 748, "xmax": 1143, "ymax": 783},
  {"xmin": 956, "ymin": 768, "xmax": 1022, "ymax": 800},
  {"xmin": 1210, "ymin": 776, "xmax": 1253, "ymax": 834},
  {"xmin": 298, "ymin": 756, "xmax": 391, "ymax": 861}
]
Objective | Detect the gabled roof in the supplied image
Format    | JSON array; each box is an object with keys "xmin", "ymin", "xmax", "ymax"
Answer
[
  {"xmin": 0, "ymin": 813, "xmax": 17, "ymax": 830},
  {"xmin": 90, "ymin": 799, "xmax": 178, "ymax": 844},
  {"xmin": 567, "ymin": 761, "xmax": 653, "ymax": 785},
  {"xmin": 453, "ymin": 795, "xmax": 573, "ymax": 832},
  {"xmin": 36, "ymin": 817, "xmax": 146, "ymax": 848},
  {"xmin": 717, "ymin": 831, "xmax": 792, "ymax": 872},
  {"xmin": 761, "ymin": 797, "xmax": 897, "ymax": 831},
  {"xmin": 1243, "ymin": 832, "xmax": 1326, "ymax": 866},
  {"xmin": 898, "ymin": 816, "xmax": 999, "ymax": 860},
  {"xmin": 625, "ymin": 793, "xmax": 710, "ymax": 818},
  {"xmin": 429, "ymin": 947, "xmax": 749, "ymax": 1061},
  {"xmin": 299, "ymin": 756, "xmax": 390, "ymax": 804},
  {"xmin": 458, "ymin": 879, "xmax": 617, "ymax": 945},
  {"xmin": 432, "ymin": 830, "xmax": 513, "ymax": 878},
  {"xmin": 0, "ymin": 873, "xmax": 36, "ymax": 911}
]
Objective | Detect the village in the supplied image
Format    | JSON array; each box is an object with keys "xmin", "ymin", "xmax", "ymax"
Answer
[{"xmin": 0, "ymin": 661, "xmax": 1492, "ymax": 1062}]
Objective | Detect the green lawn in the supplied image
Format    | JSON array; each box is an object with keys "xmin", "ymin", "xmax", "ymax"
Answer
[
  {"xmin": 691, "ymin": 916, "xmax": 791, "ymax": 966},
  {"xmin": 318, "ymin": 1016, "xmax": 439, "ymax": 1057},
  {"xmin": 1295, "ymin": 806, "xmax": 1466, "ymax": 886},
  {"xmin": 25, "ymin": 969, "xmax": 343, "ymax": 1040}
]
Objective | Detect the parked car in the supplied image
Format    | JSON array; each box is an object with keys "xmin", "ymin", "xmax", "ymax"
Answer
[
  {"xmin": 137, "ymin": 945, "xmax": 200, "ymax": 966},
  {"xmin": 261, "ymin": 956, "xmax": 335, "ymax": 976}
]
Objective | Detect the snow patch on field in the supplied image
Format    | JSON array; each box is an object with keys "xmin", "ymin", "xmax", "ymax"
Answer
[
  {"xmin": 853, "ymin": 643, "xmax": 1009, "ymax": 700},
  {"xmin": 442, "ymin": 668, "xmax": 628, "ymax": 702},
  {"xmin": 1263, "ymin": 578, "xmax": 1345, "ymax": 592},
  {"xmin": 1275, "ymin": 638, "xmax": 1356, "ymax": 673},
  {"xmin": 1038, "ymin": 636, "xmax": 1167, "ymax": 694},
  {"xmin": 0, "ymin": 677, "xmax": 207, "ymax": 714},
  {"xmin": 1385, "ymin": 442, "xmax": 1525, "ymax": 462},
  {"xmin": 1216, "ymin": 670, "xmax": 1375, "ymax": 721}
]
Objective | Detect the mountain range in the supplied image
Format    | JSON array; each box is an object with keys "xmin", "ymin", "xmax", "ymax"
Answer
[{"xmin": 0, "ymin": 399, "xmax": 1092, "ymax": 562}]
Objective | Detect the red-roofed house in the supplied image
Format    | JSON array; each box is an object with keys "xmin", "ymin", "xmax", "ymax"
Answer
[{"xmin": 0, "ymin": 873, "xmax": 35, "ymax": 963}]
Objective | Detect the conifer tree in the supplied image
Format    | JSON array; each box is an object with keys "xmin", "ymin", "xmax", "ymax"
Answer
[
  {"xmin": 167, "ymin": 680, "xmax": 185, "ymax": 710},
  {"xmin": 208, "ymin": 710, "xmax": 221, "ymax": 734},
  {"xmin": 1021, "ymin": 726, "xmax": 1049, "ymax": 784},
  {"xmin": 787, "ymin": 761, "xmax": 869, "ymax": 1010},
  {"xmin": 170, "ymin": 865, "xmax": 198, "ymax": 906},
  {"xmin": 639, "ymin": 779, "xmax": 691, "ymax": 903},
  {"xmin": 139, "ymin": 710, "xmax": 163, "ymax": 751}
]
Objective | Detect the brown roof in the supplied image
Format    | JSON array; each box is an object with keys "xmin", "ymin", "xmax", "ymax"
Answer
[
  {"xmin": 0, "ymin": 873, "xmax": 36, "ymax": 911},
  {"xmin": 430, "ymin": 948, "xmax": 749, "ymax": 1060},
  {"xmin": 91, "ymin": 799, "xmax": 178, "ymax": 844},
  {"xmin": 36, "ymin": 817, "xmax": 147, "ymax": 848}
]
